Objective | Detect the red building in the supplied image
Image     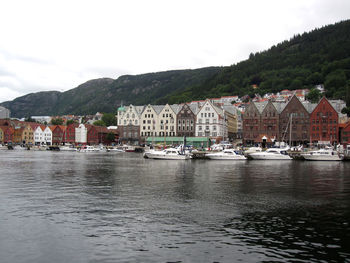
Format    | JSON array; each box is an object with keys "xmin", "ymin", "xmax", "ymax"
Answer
[
  {"xmin": 310, "ymin": 97, "xmax": 339, "ymax": 144},
  {"xmin": 50, "ymin": 125, "xmax": 66, "ymax": 145},
  {"xmin": 65, "ymin": 124, "xmax": 79, "ymax": 144},
  {"xmin": 0, "ymin": 126, "xmax": 14, "ymax": 143},
  {"xmin": 339, "ymin": 122, "xmax": 350, "ymax": 146},
  {"xmin": 86, "ymin": 125, "xmax": 99, "ymax": 145}
]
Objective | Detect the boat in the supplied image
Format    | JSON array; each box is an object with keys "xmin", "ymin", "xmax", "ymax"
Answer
[
  {"xmin": 248, "ymin": 147, "xmax": 292, "ymax": 160},
  {"xmin": 205, "ymin": 149, "xmax": 247, "ymax": 160},
  {"xmin": 77, "ymin": 145, "xmax": 100, "ymax": 153},
  {"xmin": 59, "ymin": 145, "xmax": 77, "ymax": 151},
  {"xmin": 301, "ymin": 148, "xmax": 343, "ymax": 161},
  {"xmin": 244, "ymin": 146, "xmax": 263, "ymax": 155},
  {"xmin": 143, "ymin": 148, "xmax": 190, "ymax": 160}
]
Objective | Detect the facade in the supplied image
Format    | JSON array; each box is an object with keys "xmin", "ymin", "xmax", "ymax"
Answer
[
  {"xmin": 157, "ymin": 104, "xmax": 178, "ymax": 137},
  {"xmin": 34, "ymin": 125, "xmax": 52, "ymax": 145},
  {"xmin": 86, "ymin": 125, "xmax": 100, "ymax": 145},
  {"xmin": 176, "ymin": 104, "xmax": 196, "ymax": 137},
  {"xmin": 340, "ymin": 122, "xmax": 350, "ymax": 146},
  {"xmin": 117, "ymin": 105, "xmax": 143, "ymax": 145},
  {"xmin": 259, "ymin": 101, "xmax": 282, "ymax": 144},
  {"xmin": 140, "ymin": 105, "xmax": 160, "ymax": 137},
  {"xmin": 310, "ymin": 97, "xmax": 339, "ymax": 144},
  {"xmin": 279, "ymin": 95, "xmax": 311, "ymax": 145},
  {"xmin": 0, "ymin": 126, "xmax": 13, "ymax": 143},
  {"xmin": 75, "ymin": 124, "xmax": 87, "ymax": 144},
  {"xmin": 13, "ymin": 125, "xmax": 34, "ymax": 145},
  {"xmin": 51, "ymin": 125, "xmax": 66, "ymax": 145},
  {"xmin": 242, "ymin": 102, "xmax": 267, "ymax": 145},
  {"xmin": 65, "ymin": 124, "xmax": 79, "ymax": 144},
  {"xmin": 222, "ymin": 105, "xmax": 240, "ymax": 141},
  {"xmin": 0, "ymin": 106, "xmax": 10, "ymax": 119},
  {"xmin": 195, "ymin": 100, "xmax": 226, "ymax": 142},
  {"xmin": 0, "ymin": 127, "xmax": 3, "ymax": 143}
]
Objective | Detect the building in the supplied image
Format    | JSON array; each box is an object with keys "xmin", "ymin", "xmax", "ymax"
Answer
[
  {"xmin": 117, "ymin": 105, "xmax": 144, "ymax": 145},
  {"xmin": 0, "ymin": 106, "xmax": 10, "ymax": 119},
  {"xmin": 34, "ymin": 125, "xmax": 52, "ymax": 145},
  {"xmin": 279, "ymin": 95, "xmax": 312, "ymax": 145},
  {"xmin": 157, "ymin": 104, "xmax": 178, "ymax": 137},
  {"xmin": 50, "ymin": 125, "xmax": 66, "ymax": 145},
  {"xmin": 75, "ymin": 124, "xmax": 87, "ymax": 144},
  {"xmin": 13, "ymin": 125, "xmax": 34, "ymax": 145},
  {"xmin": 242, "ymin": 101, "xmax": 268, "ymax": 145},
  {"xmin": 339, "ymin": 122, "xmax": 350, "ymax": 146},
  {"xmin": 65, "ymin": 123, "xmax": 79, "ymax": 144},
  {"xmin": 195, "ymin": 100, "xmax": 226, "ymax": 143},
  {"xmin": 140, "ymin": 105, "xmax": 161, "ymax": 138},
  {"xmin": 310, "ymin": 97, "xmax": 339, "ymax": 145},
  {"xmin": 176, "ymin": 103, "xmax": 197, "ymax": 137},
  {"xmin": 0, "ymin": 126, "xmax": 13, "ymax": 144}
]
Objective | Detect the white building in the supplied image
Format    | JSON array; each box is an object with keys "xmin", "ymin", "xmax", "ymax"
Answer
[
  {"xmin": 157, "ymin": 104, "xmax": 180, "ymax": 137},
  {"xmin": 75, "ymin": 124, "xmax": 87, "ymax": 144},
  {"xmin": 195, "ymin": 100, "xmax": 226, "ymax": 142},
  {"xmin": 140, "ymin": 105, "xmax": 162, "ymax": 137},
  {"xmin": 31, "ymin": 116, "xmax": 52, "ymax": 124},
  {"xmin": 0, "ymin": 106, "xmax": 10, "ymax": 119},
  {"xmin": 34, "ymin": 125, "xmax": 52, "ymax": 145}
]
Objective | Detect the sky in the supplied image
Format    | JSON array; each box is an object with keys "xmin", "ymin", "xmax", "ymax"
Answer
[{"xmin": 0, "ymin": 0, "xmax": 349, "ymax": 103}]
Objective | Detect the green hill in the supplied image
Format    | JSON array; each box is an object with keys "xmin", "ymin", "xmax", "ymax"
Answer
[{"xmin": 166, "ymin": 20, "xmax": 350, "ymax": 104}]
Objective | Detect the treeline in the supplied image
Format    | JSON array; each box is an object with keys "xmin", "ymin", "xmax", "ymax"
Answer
[{"xmin": 166, "ymin": 20, "xmax": 350, "ymax": 105}]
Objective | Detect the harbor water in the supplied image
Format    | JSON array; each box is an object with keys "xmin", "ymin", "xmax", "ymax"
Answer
[{"xmin": 0, "ymin": 151, "xmax": 349, "ymax": 262}]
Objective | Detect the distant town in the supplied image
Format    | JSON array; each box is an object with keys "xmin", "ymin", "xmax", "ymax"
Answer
[{"xmin": 0, "ymin": 86, "xmax": 350, "ymax": 148}]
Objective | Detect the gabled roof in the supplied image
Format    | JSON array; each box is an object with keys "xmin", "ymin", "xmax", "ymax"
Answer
[
  {"xmin": 222, "ymin": 105, "xmax": 238, "ymax": 115},
  {"xmin": 272, "ymin": 102, "xmax": 287, "ymax": 113},
  {"xmin": 170, "ymin": 104, "xmax": 181, "ymax": 114},
  {"xmin": 135, "ymin": 106, "xmax": 145, "ymax": 115},
  {"xmin": 253, "ymin": 101, "xmax": 268, "ymax": 114},
  {"xmin": 152, "ymin": 105, "xmax": 164, "ymax": 115}
]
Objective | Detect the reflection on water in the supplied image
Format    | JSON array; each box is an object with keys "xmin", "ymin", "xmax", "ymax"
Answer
[{"xmin": 0, "ymin": 151, "xmax": 349, "ymax": 262}]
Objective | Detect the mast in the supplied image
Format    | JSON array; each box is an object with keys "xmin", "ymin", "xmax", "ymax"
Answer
[{"xmin": 289, "ymin": 113, "xmax": 292, "ymax": 146}]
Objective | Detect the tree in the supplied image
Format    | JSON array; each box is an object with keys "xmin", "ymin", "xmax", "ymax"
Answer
[
  {"xmin": 102, "ymin": 113, "xmax": 117, "ymax": 127},
  {"xmin": 51, "ymin": 118, "xmax": 64, "ymax": 125},
  {"xmin": 24, "ymin": 116, "xmax": 36, "ymax": 122},
  {"xmin": 106, "ymin": 132, "xmax": 115, "ymax": 142},
  {"xmin": 93, "ymin": 120, "xmax": 105, "ymax": 126},
  {"xmin": 306, "ymin": 88, "xmax": 322, "ymax": 103},
  {"xmin": 341, "ymin": 107, "xmax": 350, "ymax": 117},
  {"xmin": 66, "ymin": 119, "xmax": 75, "ymax": 125}
]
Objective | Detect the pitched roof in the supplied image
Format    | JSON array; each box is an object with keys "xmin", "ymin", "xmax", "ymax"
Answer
[
  {"xmin": 152, "ymin": 105, "xmax": 164, "ymax": 115},
  {"xmin": 253, "ymin": 101, "xmax": 268, "ymax": 114}
]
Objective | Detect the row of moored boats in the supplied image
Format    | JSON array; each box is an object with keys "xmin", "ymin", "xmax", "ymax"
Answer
[{"xmin": 143, "ymin": 146, "xmax": 347, "ymax": 161}]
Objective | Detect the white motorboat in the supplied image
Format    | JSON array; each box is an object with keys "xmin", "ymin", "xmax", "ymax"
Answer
[
  {"xmin": 78, "ymin": 145, "xmax": 100, "ymax": 153},
  {"xmin": 248, "ymin": 147, "xmax": 292, "ymax": 160},
  {"xmin": 205, "ymin": 149, "xmax": 247, "ymax": 160},
  {"xmin": 302, "ymin": 149, "xmax": 343, "ymax": 161},
  {"xmin": 244, "ymin": 146, "xmax": 263, "ymax": 155},
  {"xmin": 143, "ymin": 148, "xmax": 190, "ymax": 160},
  {"xmin": 60, "ymin": 145, "xmax": 77, "ymax": 151}
]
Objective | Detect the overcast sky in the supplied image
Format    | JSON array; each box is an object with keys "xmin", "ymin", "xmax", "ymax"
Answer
[{"xmin": 0, "ymin": 0, "xmax": 349, "ymax": 103}]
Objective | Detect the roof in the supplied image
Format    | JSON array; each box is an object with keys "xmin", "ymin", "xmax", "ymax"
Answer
[
  {"xmin": 152, "ymin": 105, "xmax": 164, "ymax": 115},
  {"xmin": 170, "ymin": 104, "xmax": 182, "ymax": 114},
  {"xmin": 253, "ymin": 101, "xmax": 269, "ymax": 114}
]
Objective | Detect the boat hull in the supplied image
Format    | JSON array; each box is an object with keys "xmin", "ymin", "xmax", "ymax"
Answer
[
  {"xmin": 206, "ymin": 154, "xmax": 246, "ymax": 160},
  {"xmin": 249, "ymin": 153, "xmax": 292, "ymax": 160},
  {"xmin": 302, "ymin": 155, "xmax": 342, "ymax": 161}
]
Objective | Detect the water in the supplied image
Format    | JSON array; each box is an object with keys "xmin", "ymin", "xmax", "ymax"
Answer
[{"xmin": 0, "ymin": 151, "xmax": 349, "ymax": 263}]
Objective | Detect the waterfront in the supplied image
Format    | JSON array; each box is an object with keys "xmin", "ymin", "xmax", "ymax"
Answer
[{"xmin": 0, "ymin": 151, "xmax": 349, "ymax": 263}]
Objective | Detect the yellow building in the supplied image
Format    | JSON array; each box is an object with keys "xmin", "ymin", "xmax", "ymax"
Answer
[
  {"xmin": 0, "ymin": 127, "xmax": 3, "ymax": 143},
  {"xmin": 13, "ymin": 125, "xmax": 34, "ymax": 144}
]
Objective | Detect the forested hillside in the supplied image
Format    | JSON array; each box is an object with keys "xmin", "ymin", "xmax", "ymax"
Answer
[{"xmin": 166, "ymin": 20, "xmax": 350, "ymax": 104}]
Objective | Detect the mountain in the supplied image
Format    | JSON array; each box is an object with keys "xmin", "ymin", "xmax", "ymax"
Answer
[
  {"xmin": 166, "ymin": 20, "xmax": 350, "ymax": 104},
  {"xmin": 2, "ymin": 20, "xmax": 350, "ymax": 118},
  {"xmin": 0, "ymin": 67, "xmax": 221, "ymax": 117}
]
